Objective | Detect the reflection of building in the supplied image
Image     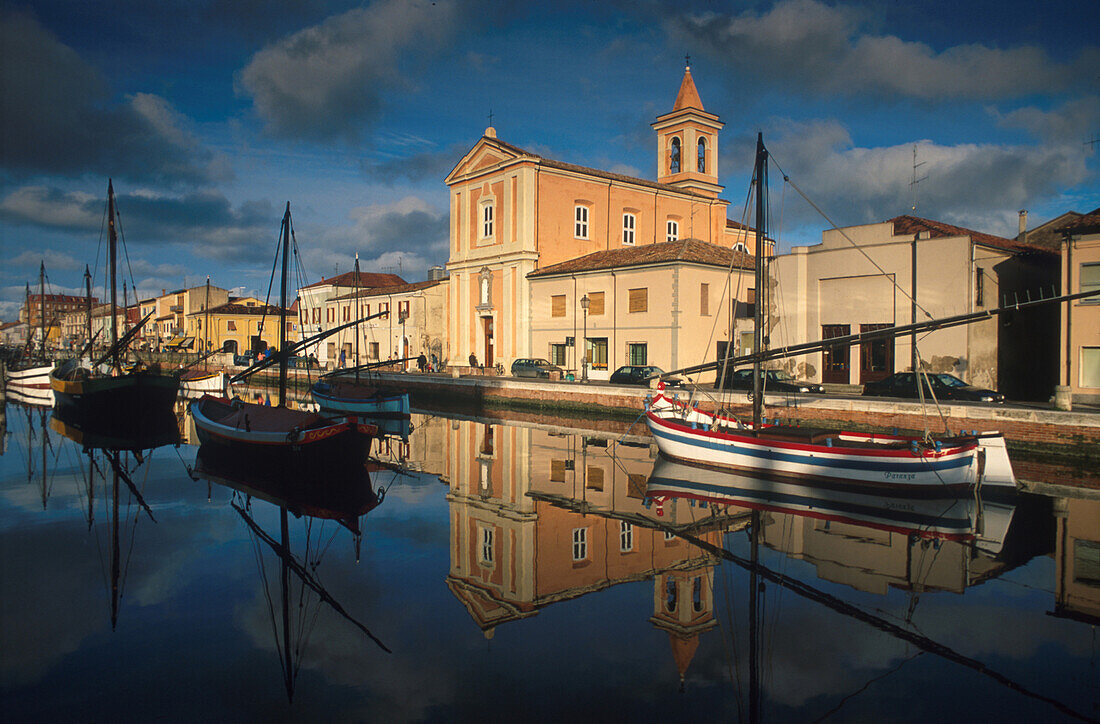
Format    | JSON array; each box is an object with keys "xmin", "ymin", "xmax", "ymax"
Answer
[
  {"xmin": 443, "ymin": 416, "xmax": 739, "ymax": 681},
  {"xmin": 1053, "ymin": 497, "xmax": 1100, "ymax": 624}
]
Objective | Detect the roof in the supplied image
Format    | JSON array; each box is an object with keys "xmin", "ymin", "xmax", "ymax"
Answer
[
  {"xmin": 331, "ymin": 279, "xmax": 445, "ymax": 301},
  {"xmin": 301, "ymin": 270, "xmax": 407, "ymax": 290},
  {"xmin": 673, "ymin": 65, "xmax": 704, "ymax": 111},
  {"xmin": 1061, "ymin": 207, "xmax": 1100, "ymax": 235},
  {"xmin": 189, "ymin": 302, "xmax": 287, "ymax": 317},
  {"xmin": 454, "ymin": 136, "xmax": 721, "ymax": 200},
  {"xmin": 527, "ymin": 238, "xmax": 754, "ymax": 278},
  {"xmin": 888, "ymin": 215, "xmax": 1047, "ymax": 254}
]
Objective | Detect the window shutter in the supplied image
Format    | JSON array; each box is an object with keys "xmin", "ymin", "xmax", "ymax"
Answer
[
  {"xmin": 551, "ymin": 295, "xmax": 566, "ymax": 317},
  {"xmin": 700, "ymin": 283, "xmax": 709, "ymax": 316},
  {"xmin": 588, "ymin": 291, "xmax": 604, "ymax": 316},
  {"xmin": 628, "ymin": 288, "xmax": 648, "ymax": 313}
]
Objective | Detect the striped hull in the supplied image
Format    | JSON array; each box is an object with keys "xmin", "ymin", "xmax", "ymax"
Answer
[
  {"xmin": 311, "ymin": 385, "xmax": 410, "ymax": 419},
  {"xmin": 645, "ymin": 393, "xmax": 979, "ymax": 491},
  {"xmin": 7, "ymin": 364, "xmax": 53, "ymax": 387}
]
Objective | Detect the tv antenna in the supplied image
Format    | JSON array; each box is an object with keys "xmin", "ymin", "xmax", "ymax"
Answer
[{"xmin": 909, "ymin": 144, "xmax": 928, "ymax": 212}]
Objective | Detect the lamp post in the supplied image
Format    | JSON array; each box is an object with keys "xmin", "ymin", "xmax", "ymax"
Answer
[{"xmin": 580, "ymin": 294, "xmax": 590, "ymax": 382}]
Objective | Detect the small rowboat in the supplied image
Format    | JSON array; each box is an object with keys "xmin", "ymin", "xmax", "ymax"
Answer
[
  {"xmin": 190, "ymin": 394, "xmax": 378, "ymax": 474},
  {"xmin": 179, "ymin": 370, "xmax": 228, "ymax": 398}
]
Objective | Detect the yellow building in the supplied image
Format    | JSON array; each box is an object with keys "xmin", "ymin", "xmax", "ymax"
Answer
[
  {"xmin": 1058, "ymin": 209, "xmax": 1100, "ymax": 407},
  {"xmin": 186, "ymin": 297, "xmax": 288, "ymax": 355},
  {"xmin": 444, "ymin": 63, "xmax": 756, "ymax": 370}
]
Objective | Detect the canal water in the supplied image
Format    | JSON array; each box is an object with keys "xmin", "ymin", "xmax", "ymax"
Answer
[{"xmin": 0, "ymin": 397, "xmax": 1096, "ymax": 723}]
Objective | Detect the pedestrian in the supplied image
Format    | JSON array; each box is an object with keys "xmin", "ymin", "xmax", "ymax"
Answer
[
  {"xmin": 469, "ymin": 352, "xmax": 478, "ymax": 368},
  {"xmin": 417, "ymin": 353, "xmax": 427, "ymax": 372},
  {"xmin": 338, "ymin": 348, "xmax": 346, "ymax": 368},
  {"xmin": 431, "ymin": 353, "xmax": 439, "ymax": 372}
]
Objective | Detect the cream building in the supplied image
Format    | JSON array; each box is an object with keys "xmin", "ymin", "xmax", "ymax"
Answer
[
  {"xmin": 772, "ymin": 215, "xmax": 1056, "ymax": 393},
  {"xmin": 527, "ymin": 238, "xmax": 754, "ymax": 381},
  {"xmin": 297, "ymin": 270, "xmax": 406, "ymax": 367},
  {"xmin": 444, "ymin": 64, "xmax": 757, "ymax": 371},
  {"xmin": 1057, "ymin": 209, "xmax": 1100, "ymax": 407},
  {"xmin": 320, "ymin": 279, "xmax": 447, "ymax": 369}
]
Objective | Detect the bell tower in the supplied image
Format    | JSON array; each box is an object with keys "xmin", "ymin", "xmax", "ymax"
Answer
[{"xmin": 651, "ymin": 59, "xmax": 724, "ymax": 198}]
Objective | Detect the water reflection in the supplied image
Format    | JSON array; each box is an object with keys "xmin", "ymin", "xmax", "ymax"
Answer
[{"xmin": 0, "ymin": 395, "xmax": 1096, "ymax": 721}]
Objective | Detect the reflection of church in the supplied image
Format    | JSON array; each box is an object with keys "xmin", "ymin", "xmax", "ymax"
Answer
[{"xmin": 441, "ymin": 415, "xmax": 740, "ymax": 681}]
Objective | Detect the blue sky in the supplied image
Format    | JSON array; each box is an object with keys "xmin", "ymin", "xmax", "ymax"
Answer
[{"xmin": 1, "ymin": 0, "xmax": 1097, "ymax": 319}]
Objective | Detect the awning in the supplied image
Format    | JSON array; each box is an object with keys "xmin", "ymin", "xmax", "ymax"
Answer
[{"xmin": 165, "ymin": 336, "xmax": 195, "ymax": 350}]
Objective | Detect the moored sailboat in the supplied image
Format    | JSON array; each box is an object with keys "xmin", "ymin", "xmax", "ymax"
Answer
[
  {"xmin": 7, "ymin": 264, "xmax": 56, "ymax": 404},
  {"xmin": 49, "ymin": 181, "xmax": 179, "ymax": 431}
]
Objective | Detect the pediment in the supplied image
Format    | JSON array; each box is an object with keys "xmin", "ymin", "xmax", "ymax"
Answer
[{"xmin": 445, "ymin": 138, "xmax": 526, "ymax": 184}]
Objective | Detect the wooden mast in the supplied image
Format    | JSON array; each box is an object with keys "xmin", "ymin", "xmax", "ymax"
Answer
[
  {"xmin": 354, "ymin": 253, "xmax": 361, "ymax": 383},
  {"xmin": 752, "ymin": 134, "xmax": 767, "ymax": 430},
  {"xmin": 83, "ymin": 265, "xmax": 92, "ymax": 358},
  {"xmin": 204, "ymin": 276, "xmax": 211, "ymax": 370},
  {"xmin": 39, "ymin": 261, "xmax": 47, "ymax": 360},
  {"xmin": 278, "ymin": 202, "xmax": 291, "ymax": 407},
  {"xmin": 107, "ymin": 180, "xmax": 120, "ymax": 373}
]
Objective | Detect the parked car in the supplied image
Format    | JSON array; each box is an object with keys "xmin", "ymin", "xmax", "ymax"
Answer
[
  {"xmin": 609, "ymin": 365, "xmax": 683, "ymax": 387},
  {"xmin": 714, "ymin": 368, "xmax": 825, "ymax": 393},
  {"xmin": 233, "ymin": 350, "xmax": 257, "ymax": 367},
  {"xmin": 862, "ymin": 372, "xmax": 1005, "ymax": 403},
  {"xmin": 510, "ymin": 358, "xmax": 563, "ymax": 379}
]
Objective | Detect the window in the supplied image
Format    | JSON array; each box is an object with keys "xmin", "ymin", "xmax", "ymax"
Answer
[
  {"xmin": 692, "ymin": 577, "xmax": 703, "ymax": 612},
  {"xmin": 620, "ymin": 521, "xmax": 634, "ymax": 552},
  {"xmin": 733, "ymin": 241, "xmax": 748, "ymax": 253},
  {"xmin": 622, "ymin": 213, "xmax": 636, "ymax": 245},
  {"xmin": 975, "ymin": 267, "xmax": 985, "ymax": 307},
  {"xmin": 664, "ymin": 530, "xmax": 676, "ymax": 541},
  {"xmin": 481, "ymin": 201, "xmax": 494, "ymax": 239},
  {"xmin": 313, "ymin": 308, "xmax": 320, "ymax": 324},
  {"xmin": 574, "ymin": 205, "xmax": 589, "ymax": 239},
  {"xmin": 399, "ymin": 300, "xmax": 410, "ymax": 319},
  {"xmin": 628, "ymin": 343, "xmax": 647, "ymax": 365},
  {"xmin": 700, "ymin": 283, "xmax": 710, "ymax": 316},
  {"xmin": 666, "ymin": 220, "xmax": 679, "ymax": 242},
  {"xmin": 343, "ymin": 305, "xmax": 350, "ymax": 322},
  {"xmin": 697, "ymin": 138, "xmax": 706, "ymax": 173},
  {"xmin": 369, "ymin": 341, "xmax": 379, "ymax": 360},
  {"xmin": 587, "ymin": 291, "xmax": 605, "ymax": 316},
  {"xmin": 380, "ymin": 302, "xmax": 389, "ymax": 316},
  {"xmin": 479, "ymin": 526, "xmax": 494, "ymax": 565},
  {"xmin": 670, "ymin": 137, "xmax": 681, "ymax": 174},
  {"xmin": 551, "ymin": 295, "xmax": 566, "ymax": 317},
  {"xmin": 586, "ymin": 465, "xmax": 604, "ymax": 491},
  {"xmin": 737, "ymin": 288, "xmax": 755, "ymax": 318},
  {"xmin": 550, "ymin": 343, "xmax": 567, "ymax": 366},
  {"xmin": 551, "ymin": 459, "xmax": 566, "ymax": 482},
  {"xmin": 1082, "ymin": 347, "xmax": 1100, "ymax": 389},
  {"xmin": 628, "ymin": 288, "xmax": 648, "ymax": 313},
  {"xmin": 586, "ymin": 337, "xmax": 608, "ymax": 370},
  {"xmin": 1083, "ymin": 263, "xmax": 1100, "ymax": 304},
  {"xmin": 327, "ymin": 308, "xmax": 334, "ymax": 323},
  {"xmin": 665, "ymin": 577, "xmax": 677, "ymax": 612},
  {"xmin": 572, "ymin": 528, "xmax": 588, "ymax": 561}
]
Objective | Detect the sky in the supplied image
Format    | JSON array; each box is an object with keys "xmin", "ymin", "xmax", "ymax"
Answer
[{"xmin": 1, "ymin": 0, "xmax": 1097, "ymax": 320}]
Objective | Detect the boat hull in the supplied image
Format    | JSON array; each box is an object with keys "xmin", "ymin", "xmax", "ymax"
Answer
[
  {"xmin": 6, "ymin": 363, "xmax": 54, "ymax": 403},
  {"xmin": 645, "ymin": 393, "xmax": 981, "ymax": 492},
  {"xmin": 50, "ymin": 366, "xmax": 180, "ymax": 435},
  {"xmin": 311, "ymin": 381, "xmax": 410, "ymax": 419},
  {"xmin": 179, "ymin": 371, "xmax": 228, "ymax": 399},
  {"xmin": 190, "ymin": 396, "xmax": 375, "ymax": 475}
]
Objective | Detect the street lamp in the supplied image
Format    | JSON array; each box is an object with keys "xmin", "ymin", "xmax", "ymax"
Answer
[{"xmin": 579, "ymin": 294, "xmax": 590, "ymax": 382}]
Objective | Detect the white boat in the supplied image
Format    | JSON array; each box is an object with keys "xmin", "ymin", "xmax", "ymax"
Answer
[
  {"xmin": 179, "ymin": 370, "xmax": 228, "ymax": 398},
  {"xmin": 645, "ymin": 134, "xmax": 1016, "ymax": 494},
  {"xmin": 6, "ymin": 364, "xmax": 54, "ymax": 404},
  {"xmin": 311, "ymin": 379, "xmax": 410, "ymax": 419}
]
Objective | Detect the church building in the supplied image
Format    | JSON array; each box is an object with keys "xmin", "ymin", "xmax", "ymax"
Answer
[{"xmin": 444, "ymin": 64, "xmax": 757, "ymax": 371}]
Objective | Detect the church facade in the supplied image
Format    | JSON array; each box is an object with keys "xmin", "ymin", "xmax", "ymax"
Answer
[{"xmin": 444, "ymin": 65, "xmax": 757, "ymax": 371}]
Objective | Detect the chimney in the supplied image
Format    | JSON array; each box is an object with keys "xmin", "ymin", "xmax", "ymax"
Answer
[{"xmin": 1018, "ymin": 210, "xmax": 1028, "ymax": 240}]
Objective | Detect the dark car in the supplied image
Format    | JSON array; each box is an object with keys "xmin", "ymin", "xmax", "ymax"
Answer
[
  {"xmin": 609, "ymin": 365, "xmax": 684, "ymax": 387},
  {"xmin": 862, "ymin": 372, "xmax": 1005, "ymax": 403},
  {"xmin": 233, "ymin": 350, "xmax": 257, "ymax": 367},
  {"xmin": 714, "ymin": 368, "xmax": 825, "ymax": 393},
  {"xmin": 510, "ymin": 358, "xmax": 563, "ymax": 378}
]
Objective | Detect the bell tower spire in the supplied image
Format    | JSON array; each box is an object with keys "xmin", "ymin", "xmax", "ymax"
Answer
[{"xmin": 652, "ymin": 59, "xmax": 724, "ymax": 197}]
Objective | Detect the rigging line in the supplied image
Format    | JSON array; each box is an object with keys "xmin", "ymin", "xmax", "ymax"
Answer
[
  {"xmin": 111, "ymin": 194, "xmax": 139, "ymax": 296},
  {"xmin": 811, "ymin": 651, "xmax": 926, "ymax": 723},
  {"xmin": 768, "ymin": 154, "xmax": 934, "ymax": 321}
]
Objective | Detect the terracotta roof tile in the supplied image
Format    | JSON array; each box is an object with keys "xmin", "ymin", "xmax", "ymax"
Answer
[
  {"xmin": 1061, "ymin": 207, "xmax": 1100, "ymax": 234},
  {"xmin": 673, "ymin": 66, "xmax": 704, "ymax": 111},
  {"xmin": 192, "ymin": 302, "xmax": 288, "ymax": 316},
  {"xmin": 301, "ymin": 270, "xmax": 407, "ymax": 290},
  {"xmin": 888, "ymin": 215, "xmax": 1048, "ymax": 254},
  {"xmin": 332, "ymin": 279, "xmax": 444, "ymax": 300},
  {"xmin": 527, "ymin": 238, "xmax": 754, "ymax": 278}
]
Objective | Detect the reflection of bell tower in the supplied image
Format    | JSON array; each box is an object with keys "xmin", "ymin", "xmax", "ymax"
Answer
[
  {"xmin": 649, "ymin": 566, "xmax": 718, "ymax": 686},
  {"xmin": 651, "ymin": 59, "xmax": 724, "ymax": 198}
]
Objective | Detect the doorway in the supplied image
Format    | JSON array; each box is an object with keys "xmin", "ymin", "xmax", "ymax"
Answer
[
  {"xmin": 859, "ymin": 323, "xmax": 894, "ymax": 383},
  {"xmin": 482, "ymin": 316, "xmax": 494, "ymax": 368},
  {"xmin": 822, "ymin": 324, "xmax": 850, "ymax": 384}
]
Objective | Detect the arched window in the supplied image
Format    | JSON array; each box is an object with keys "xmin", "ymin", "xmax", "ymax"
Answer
[
  {"xmin": 697, "ymin": 138, "xmax": 707, "ymax": 173},
  {"xmin": 665, "ymin": 577, "xmax": 678, "ymax": 612},
  {"xmin": 670, "ymin": 137, "xmax": 681, "ymax": 174}
]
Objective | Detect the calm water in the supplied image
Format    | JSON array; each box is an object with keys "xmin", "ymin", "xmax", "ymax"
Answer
[{"xmin": 0, "ymin": 398, "xmax": 1097, "ymax": 723}]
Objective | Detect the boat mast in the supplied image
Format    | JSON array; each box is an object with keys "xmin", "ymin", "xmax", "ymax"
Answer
[
  {"xmin": 39, "ymin": 261, "xmax": 47, "ymax": 361},
  {"xmin": 107, "ymin": 180, "xmax": 120, "ymax": 373},
  {"xmin": 278, "ymin": 202, "xmax": 291, "ymax": 407},
  {"xmin": 354, "ymin": 253, "xmax": 361, "ymax": 384},
  {"xmin": 204, "ymin": 276, "xmax": 211, "ymax": 371},
  {"xmin": 752, "ymin": 134, "xmax": 767, "ymax": 430},
  {"xmin": 84, "ymin": 265, "xmax": 92, "ymax": 358}
]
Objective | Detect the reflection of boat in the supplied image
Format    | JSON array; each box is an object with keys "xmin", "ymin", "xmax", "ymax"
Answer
[
  {"xmin": 191, "ymin": 203, "xmax": 376, "ymax": 471},
  {"xmin": 192, "ymin": 444, "xmax": 390, "ymax": 701},
  {"xmin": 50, "ymin": 181, "xmax": 179, "ymax": 426},
  {"xmin": 646, "ymin": 458, "xmax": 1012, "ymax": 546},
  {"xmin": 51, "ymin": 406, "xmax": 180, "ymax": 452},
  {"xmin": 646, "ymin": 135, "xmax": 1015, "ymax": 492},
  {"xmin": 7, "ymin": 383, "xmax": 53, "ymax": 407}
]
